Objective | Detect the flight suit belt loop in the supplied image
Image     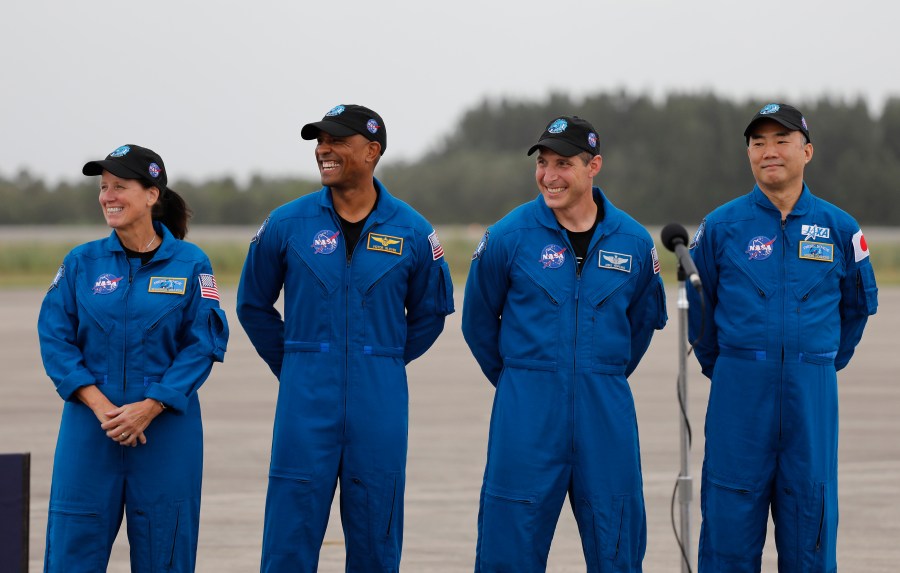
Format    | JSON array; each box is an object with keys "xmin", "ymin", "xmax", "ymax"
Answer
[{"xmin": 718, "ymin": 348, "xmax": 837, "ymax": 364}]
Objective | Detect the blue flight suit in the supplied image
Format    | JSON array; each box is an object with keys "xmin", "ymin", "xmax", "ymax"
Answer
[
  {"xmin": 462, "ymin": 188, "xmax": 667, "ymax": 572},
  {"xmin": 688, "ymin": 185, "xmax": 878, "ymax": 572},
  {"xmin": 37, "ymin": 222, "xmax": 229, "ymax": 573},
  {"xmin": 236, "ymin": 179, "xmax": 454, "ymax": 572}
]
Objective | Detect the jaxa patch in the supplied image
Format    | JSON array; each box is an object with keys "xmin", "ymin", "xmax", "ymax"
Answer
[
  {"xmin": 801, "ymin": 224, "xmax": 830, "ymax": 240},
  {"xmin": 367, "ymin": 233, "xmax": 403, "ymax": 255},
  {"xmin": 472, "ymin": 230, "xmax": 489, "ymax": 260},
  {"xmin": 48, "ymin": 264, "xmax": 65, "ymax": 292},
  {"xmin": 148, "ymin": 276, "xmax": 187, "ymax": 294},
  {"xmin": 798, "ymin": 241, "xmax": 834, "ymax": 262},
  {"xmin": 599, "ymin": 250, "xmax": 632, "ymax": 272},
  {"xmin": 251, "ymin": 216, "xmax": 270, "ymax": 244}
]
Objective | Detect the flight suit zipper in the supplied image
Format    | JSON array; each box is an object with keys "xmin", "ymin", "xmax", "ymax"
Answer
[{"xmin": 779, "ymin": 217, "xmax": 787, "ymax": 440}]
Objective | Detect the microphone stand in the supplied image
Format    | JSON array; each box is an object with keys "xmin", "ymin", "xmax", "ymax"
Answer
[{"xmin": 675, "ymin": 263, "xmax": 693, "ymax": 573}]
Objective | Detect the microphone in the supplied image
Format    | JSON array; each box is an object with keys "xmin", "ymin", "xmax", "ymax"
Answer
[{"xmin": 661, "ymin": 223, "xmax": 702, "ymax": 291}]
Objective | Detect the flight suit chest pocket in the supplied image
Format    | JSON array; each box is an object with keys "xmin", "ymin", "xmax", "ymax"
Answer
[
  {"xmin": 502, "ymin": 261, "xmax": 568, "ymax": 366},
  {"xmin": 75, "ymin": 297, "xmax": 113, "ymax": 383},
  {"xmin": 587, "ymin": 271, "xmax": 637, "ymax": 368},
  {"xmin": 287, "ymin": 241, "xmax": 338, "ymax": 343},
  {"xmin": 141, "ymin": 297, "xmax": 189, "ymax": 374},
  {"xmin": 718, "ymin": 249, "xmax": 776, "ymax": 344}
]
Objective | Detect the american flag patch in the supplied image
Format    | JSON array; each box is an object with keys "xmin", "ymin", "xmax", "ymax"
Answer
[
  {"xmin": 199, "ymin": 274, "xmax": 219, "ymax": 301},
  {"xmin": 651, "ymin": 247, "xmax": 661, "ymax": 274},
  {"xmin": 428, "ymin": 231, "xmax": 444, "ymax": 260}
]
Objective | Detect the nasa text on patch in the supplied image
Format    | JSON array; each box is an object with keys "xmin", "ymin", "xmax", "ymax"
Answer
[
  {"xmin": 367, "ymin": 233, "xmax": 404, "ymax": 255},
  {"xmin": 599, "ymin": 250, "xmax": 632, "ymax": 273},
  {"xmin": 148, "ymin": 277, "xmax": 188, "ymax": 295}
]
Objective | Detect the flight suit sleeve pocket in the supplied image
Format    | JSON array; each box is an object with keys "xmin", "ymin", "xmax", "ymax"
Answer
[
  {"xmin": 437, "ymin": 263, "xmax": 454, "ymax": 314},
  {"xmin": 857, "ymin": 264, "xmax": 878, "ymax": 315},
  {"xmin": 207, "ymin": 307, "xmax": 228, "ymax": 362}
]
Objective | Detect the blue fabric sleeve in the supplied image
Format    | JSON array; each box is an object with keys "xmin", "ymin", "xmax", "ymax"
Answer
[
  {"xmin": 38, "ymin": 254, "xmax": 99, "ymax": 401},
  {"xmin": 461, "ymin": 229, "xmax": 508, "ymax": 386},
  {"xmin": 688, "ymin": 220, "xmax": 719, "ymax": 379},
  {"xmin": 403, "ymin": 229, "xmax": 454, "ymax": 363},
  {"xmin": 143, "ymin": 256, "xmax": 229, "ymax": 413},
  {"xmin": 835, "ymin": 233, "xmax": 878, "ymax": 371},
  {"xmin": 236, "ymin": 216, "xmax": 287, "ymax": 379},
  {"xmin": 625, "ymin": 253, "xmax": 667, "ymax": 377}
]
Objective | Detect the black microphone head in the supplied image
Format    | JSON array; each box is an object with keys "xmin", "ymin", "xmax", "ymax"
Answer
[{"xmin": 660, "ymin": 223, "xmax": 690, "ymax": 252}]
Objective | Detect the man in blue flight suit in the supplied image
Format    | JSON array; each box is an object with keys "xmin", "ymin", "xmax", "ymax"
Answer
[
  {"xmin": 462, "ymin": 116, "xmax": 667, "ymax": 572},
  {"xmin": 237, "ymin": 104, "xmax": 454, "ymax": 572},
  {"xmin": 689, "ymin": 103, "xmax": 879, "ymax": 572}
]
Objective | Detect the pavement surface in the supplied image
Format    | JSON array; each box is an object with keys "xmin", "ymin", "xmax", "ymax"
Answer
[{"xmin": 2, "ymin": 286, "xmax": 898, "ymax": 572}]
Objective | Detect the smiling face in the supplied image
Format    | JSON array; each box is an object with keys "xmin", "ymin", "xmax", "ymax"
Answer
[
  {"xmin": 747, "ymin": 119, "xmax": 813, "ymax": 194},
  {"xmin": 98, "ymin": 171, "xmax": 158, "ymax": 233},
  {"xmin": 535, "ymin": 148, "xmax": 602, "ymax": 218},
  {"xmin": 314, "ymin": 131, "xmax": 380, "ymax": 191}
]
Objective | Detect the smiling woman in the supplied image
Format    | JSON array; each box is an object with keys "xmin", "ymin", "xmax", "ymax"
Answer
[{"xmin": 36, "ymin": 144, "xmax": 229, "ymax": 572}]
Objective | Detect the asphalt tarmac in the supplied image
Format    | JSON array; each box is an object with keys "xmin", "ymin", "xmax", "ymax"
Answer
[{"xmin": 3, "ymin": 286, "xmax": 898, "ymax": 572}]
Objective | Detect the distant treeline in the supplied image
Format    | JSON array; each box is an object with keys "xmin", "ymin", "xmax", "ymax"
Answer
[{"xmin": 3, "ymin": 92, "xmax": 899, "ymax": 226}]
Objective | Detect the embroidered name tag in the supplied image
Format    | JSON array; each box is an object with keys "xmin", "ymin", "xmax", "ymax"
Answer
[
  {"xmin": 798, "ymin": 241, "xmax": 834, "ymax": 262},
  {"xmin": 148, "ymin": 277, "xmax": 187, "ymax": 294},
  {"xmin": 367, "ymin": 233, "xmax": 404, "ymax": 255},
  {"xmin": 599, "ymin": 250, "xmax": 632, "ymax": 272}
]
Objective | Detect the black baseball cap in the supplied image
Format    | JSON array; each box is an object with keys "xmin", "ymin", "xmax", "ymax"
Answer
[
  {"xmin": 301, "ymin": 104, "xmax": 387, "ymax": 155},
  {"xmin": 527, "ymin": 116, "xmax": 600, "ymax": 157},
  {"xmin": 82, "ymin": 144, "xmax": 168, "ymax": 193},
  {"xmin": 744, "ymin": 103, "xmax": 811, "ymax": 144}
]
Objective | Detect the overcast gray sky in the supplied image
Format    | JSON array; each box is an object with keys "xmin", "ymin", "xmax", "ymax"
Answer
[{"xmin": 2, "ymin": 0, "xmax": 896, "ymax": 184}]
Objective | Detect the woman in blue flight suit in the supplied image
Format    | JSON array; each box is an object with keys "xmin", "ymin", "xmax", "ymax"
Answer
[{"xmin": 38, "ymin": 144, "xmax": 228, "ymax": 572}]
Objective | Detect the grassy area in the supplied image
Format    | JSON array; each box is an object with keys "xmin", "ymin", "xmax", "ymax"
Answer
[{"xmin": 3, "ymin": 229, "xmax": 899, "ymax": 288}]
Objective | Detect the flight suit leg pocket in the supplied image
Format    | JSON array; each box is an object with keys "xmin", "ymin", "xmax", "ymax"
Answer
[
  {"xmin": 262, "ymin": 469, "xmax": 316, "ymax": 562},
  {"xmin": 45, "ymin": 502, "xmax": 105, "ymax": 573},
  {"xmin": 479, "ymin": 484, "xmax": 537, "ymax": 570},
  {"xmin": 579, "ymin": 494, "xmax": 643, "ymax": 571},
  {"xmin": 342, "ymin": 471, "xmax": 403, "ymax": 571},
  {"xmin": 702, "ymin": 471, "xmax": 767, "ymax": 562},
  {"xmin": 797, "ymin": 480, "xmax": 838, "ymax": 573}
]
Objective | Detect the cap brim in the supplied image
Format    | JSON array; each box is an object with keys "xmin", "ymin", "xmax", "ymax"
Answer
[
  {"xmin": 301, "ymin": 120, "xmax": 359, "ymax": 140},
  {"xmin": 82, "ymin": 160, "xmax": 145, "ymax": 181},
  {"xmin": 527, "ymin": 139, "xmax": 585, "ymax": 157}
]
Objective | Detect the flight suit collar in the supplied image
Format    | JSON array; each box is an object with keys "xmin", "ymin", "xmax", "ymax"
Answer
[
  {"xmin": 750, "ymin": 183, "xmax": 813, "ymax": 217},
  {"xmin": 103, "ymin": 221, "xmax": 178, "ymax": 261},
  {"xmin": 318, "ymin": 177, "xmax": 400, "ymax": 224},
  {"xmin": 533, "ymin": 186, "xmax": 623, "ymax": 240}
]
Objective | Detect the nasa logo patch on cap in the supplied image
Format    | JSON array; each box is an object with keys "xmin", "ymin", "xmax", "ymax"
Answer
[{"xmin": 148, "ymin": 163, "xmax": 161, "ymax": 178}]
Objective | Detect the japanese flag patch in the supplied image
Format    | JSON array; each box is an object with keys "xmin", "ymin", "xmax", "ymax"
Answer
[{"xmin": 852, "ymin": 229, "xmax": 870, "ymax": 262}]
